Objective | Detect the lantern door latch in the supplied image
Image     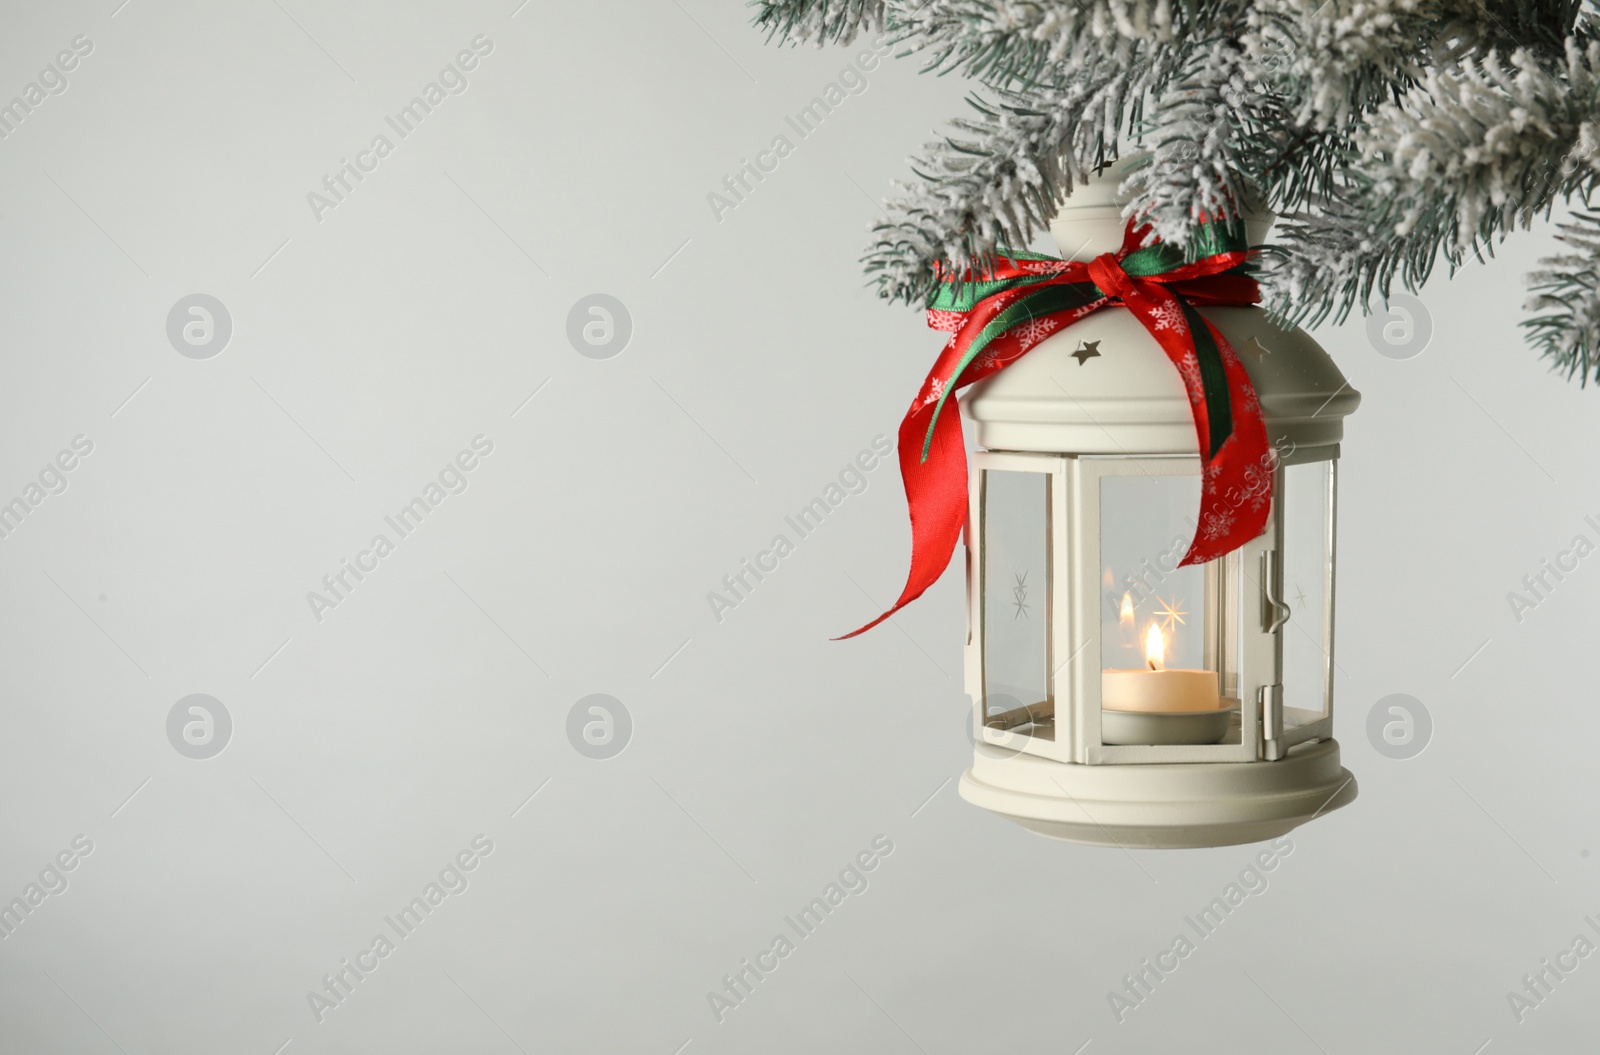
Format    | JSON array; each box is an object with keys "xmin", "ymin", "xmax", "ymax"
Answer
[{"xmin": 1260, "ymin": 551, "xmax": 1291, "ymax": 633}]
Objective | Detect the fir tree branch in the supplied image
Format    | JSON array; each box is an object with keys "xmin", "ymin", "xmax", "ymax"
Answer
[
  {"xmin": 1258, "ymin": 193, "xmax": 1450, "ymax": 328},
  {"xmin": 888, "ymin": 0, "xmax": 1177, "ymax": 86},
  {"xmin": 863, "ymin": 54, "xmax": 1166, "ymax": 304},
  {"xmin": 750, "ymin": 0, "xmax": 1600, "ymax": 387},
  {"xmin": 750, "ymin": 0, "xmax": 886, "ymax": 46},
  {"xmin": 1121, "ymin": 26, "xmax": 1260, "ymax": 253},
  {"xmin": 1526, "ymin": 208, "xmax": 1600, "ymax": 383}
]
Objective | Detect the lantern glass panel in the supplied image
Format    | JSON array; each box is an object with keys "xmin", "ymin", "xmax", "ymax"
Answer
[
  {"xmin": 1279, "ymin": 459, "xmax": 1335, "ymax": 731},
  {"xmin": 1099, "ymin": 473, "xmax": 1214, "ymax": 680},
  {"xmin": 980, "ymin": 469, "xmax": 1052, "ymax": 726}
]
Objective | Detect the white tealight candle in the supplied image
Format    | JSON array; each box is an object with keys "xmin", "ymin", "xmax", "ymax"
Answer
[{"xmin": 1102, "ymin": 622, "xmax": 1221, "ymax": 713}]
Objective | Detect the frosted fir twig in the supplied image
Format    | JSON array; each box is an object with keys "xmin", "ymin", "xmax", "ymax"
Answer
[
  {"xmin": 1267, "ymin": 38, "xmax": 1600, "ymax": 325},
  {"xmin": 864, "ymin": 60, "xmax": 1161, "ymax": 304},
  {"xmin": 749, "ymin": 0, "xmax": 1600, "ymax": 386},
  {"xmin": 890, "ymin": 0, "xmax": 1176, "ymax": 85},
  {"xmin": 1121, "ymin": 29, "xmax": 1259, "ymax": 252},
  {"xmin": 751, "ymin": 0, "xmax": 886, "ymax": 46},
  {"xmin": 1526, "ymin": 209, "xmax": 1600, "ymax": 383},
  {"xmin": 1355, "ymin": 40, "xmax": 1600, "ymax": 250},
  {"xmin": 1258, "ymin": 195, "xmax": 1447, "ymax": 327}
]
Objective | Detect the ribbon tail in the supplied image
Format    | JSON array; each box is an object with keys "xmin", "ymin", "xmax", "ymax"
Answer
[
  {"xmin": 836, "ymin": 393, "xmax": 969, "ymax": 639},
  {"xmin": 1178, "ymin": 317, "xmax": 1272, "ymax": 567}
]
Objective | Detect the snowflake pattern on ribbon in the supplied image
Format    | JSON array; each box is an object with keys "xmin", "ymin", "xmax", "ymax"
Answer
[
  {"xmin": 1013, "ymin": 316, "xmax": 1060, "ymax": 351},
  {"xmin": 1175, "ymin": 353, "xmax": 1205, "ymax": 404},
  {"xmin": 1016, "ymin": 259, "xmax": 1076, "ymax": 275},
  {"xmin": 1149, "ymin": 300, "xmax": 1187, "ymax": 333},
  {"xmin": 1200, "ymin": 509, "xmax": 1236, "ymax": 540},
  {"xmin": 1240, "ymin": 382, "xmax": 1261, "ymax": 414}
]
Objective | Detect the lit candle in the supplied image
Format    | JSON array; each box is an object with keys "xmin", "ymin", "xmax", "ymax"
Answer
[{"xmin": 1102, "ymin": 622, "xmax": 1221, "ymax": 713}]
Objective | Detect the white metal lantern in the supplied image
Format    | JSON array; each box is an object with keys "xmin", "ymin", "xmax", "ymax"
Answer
[{"xmin": 957, "ymin": 159, "xmax": 1360, "ymax": 849}]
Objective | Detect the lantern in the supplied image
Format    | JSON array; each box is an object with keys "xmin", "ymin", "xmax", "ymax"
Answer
[{"xmin": 957, "ymin": 159, "xmax": 1360, "ymax": 848}]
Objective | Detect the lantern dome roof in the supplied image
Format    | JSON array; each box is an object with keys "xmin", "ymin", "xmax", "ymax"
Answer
[{"xmin": 964, "ymin": 155, "xmax": 1359, "ymax": 458}]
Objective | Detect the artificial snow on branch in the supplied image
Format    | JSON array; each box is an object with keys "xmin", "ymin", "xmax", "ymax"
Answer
[
  {"xmin": 752, "ymin": 0, "xmax": 886, "ymax": 46},
  {"xmin": 889, "ymin": 0, "xmax": 1176, "ymax": 85},
  {"xmin": 749, "ymin": 0, "xmax": 1600, "ymax": 383},
  {"xmin": 864, "ymin": 60, "xmax": 1158, "ymax": 304},
  {"xmin": 1527, "ymin": 209, "xmax": 1600, "ymax": 383}
]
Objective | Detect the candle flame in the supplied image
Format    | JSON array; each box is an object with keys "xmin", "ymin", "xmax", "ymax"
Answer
[
  {"xmin": 1145, "ymin": 622, "xmax": 1165, "ymax": 671},
  {"xmin": 1119, "ymin": 591, "xmax": 1135, "ymax": 626}
]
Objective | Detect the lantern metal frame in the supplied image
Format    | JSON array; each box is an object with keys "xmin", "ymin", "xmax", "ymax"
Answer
[
  {"xmin": 950, "ymin": 150, "xmax": 1359, "ymax": 848},
  {"xmin": 964, "ymin": 445, "xmax": 1342, "ymax": 767}
]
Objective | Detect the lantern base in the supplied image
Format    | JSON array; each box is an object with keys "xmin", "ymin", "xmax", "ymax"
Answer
[{"xmin": 959, "ymin": 738, "xmax": 1357, "ymax": 849}]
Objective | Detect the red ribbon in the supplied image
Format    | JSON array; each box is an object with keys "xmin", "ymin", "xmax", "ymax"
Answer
[{"xmin": 842, "ymin": 221, "xmax": 1271, "ymax": 638}]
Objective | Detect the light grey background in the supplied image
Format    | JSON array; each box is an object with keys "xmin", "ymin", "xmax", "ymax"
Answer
[{"xmin": 0, "ymin": 2, "xmax": 1596, "ymax": 1052}]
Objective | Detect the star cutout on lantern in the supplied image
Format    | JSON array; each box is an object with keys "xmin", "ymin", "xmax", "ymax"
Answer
[
  {"xmin": 1240, "ymin": 336, "xmax": 1272, "ymax": 358},
  {"xmin": 1293, "ymin": 583, "xmax": 1307, "ymax": 610},
  {"xmin": 1154, "ymin": 596, "xmax": 1188, "ymax": 632},
  {"xmin": 1070, "ymin": 340, "xmax": 1101, "ymax": 365}
]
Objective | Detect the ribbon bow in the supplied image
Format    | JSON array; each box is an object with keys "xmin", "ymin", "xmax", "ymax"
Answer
[{"xmin": 843, "ymin": 219, "xmax": 1270, "ymax": 639}]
